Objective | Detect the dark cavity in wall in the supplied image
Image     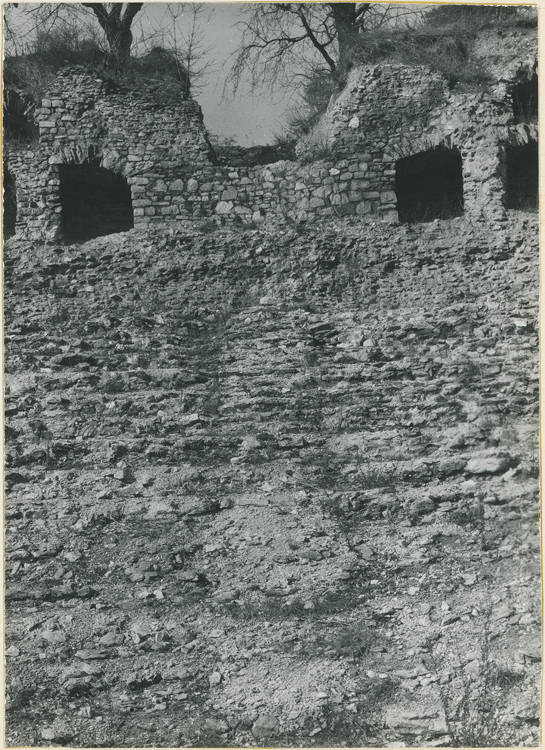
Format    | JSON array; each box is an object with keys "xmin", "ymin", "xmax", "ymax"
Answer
[
  {"xmin": 59, "ymin": 162, "xmax": 134, "ymax": 242},
  {"xmin": 512, "ymin": 72, "xmax": 538, "ymax": 123},
  {"xmin": 3, "ymin": 166, "xmax": 17, "ymax": 238},
  {"xmin": 395, "ymin": 147, "xmax": 464, "ymax": 224},
  {"xmin": 504, "ymin": 141, "xmax": 538, "ymax": 211}
]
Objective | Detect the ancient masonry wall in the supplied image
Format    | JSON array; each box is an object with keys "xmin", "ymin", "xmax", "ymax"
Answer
[
  {"xmin": 296, "ymin": 63, "xmax": 538, "ymax": 221},
  {"xmin": 4, "ymin": 62, "xmax": 538, "ymax": 240}
]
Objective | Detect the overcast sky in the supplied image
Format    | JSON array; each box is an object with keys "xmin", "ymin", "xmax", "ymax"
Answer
[{"xmin": 140, "ymin": 3, "xmax": 298, "ymax": 146}]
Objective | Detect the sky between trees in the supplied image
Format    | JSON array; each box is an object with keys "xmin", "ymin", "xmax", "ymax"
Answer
[{"xmin": 5, "ymin": 2, "xmax": 429, "ymax": 146}]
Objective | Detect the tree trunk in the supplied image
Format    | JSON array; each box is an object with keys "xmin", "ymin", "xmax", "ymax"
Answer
[
  {"xmin": 103, "ymin": 18, "xmax": 133, "ymax": 71},
  {"xmin": 83, "ymin": 3, "xmax": 143, "ymax": 72},
  {"xmin": 330, "ymin": 3, "xmax": 368, "ymax": 82}
]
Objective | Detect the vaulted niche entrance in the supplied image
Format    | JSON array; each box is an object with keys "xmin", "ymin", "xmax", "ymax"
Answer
[
  {"xmin": 59, "ymin": 162, "xmax": 133, "ymax": 242},
  {"xmin": 395, "ymin": 146, "xmax": 464, "ymax": 223},
  {"xmin": 504, "ymin": 142, "xmax": 538, "ymax": 211},
  {"xmin": 3, "ymin": 166, "xmax": 17, "ymax": 238},
  {"xmin": 512, "ymin": 72, "xmax": 538, "ymax": 123}
]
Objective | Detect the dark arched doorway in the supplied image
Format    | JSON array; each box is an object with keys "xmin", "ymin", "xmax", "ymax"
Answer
[
  {"xmin": 504, "ymin": 142, "xmax": 538, "ymax": 211},
  {"xmin": 395, "ymin": 146, "xmax": 464, "ymax": 223},
  {"xmin": 3, "ymin": 166, "xmax": 17, "ymax": 238},
  {"xmin": 59, "ymin": 162, "xmax": 134, "ymax": 242}
]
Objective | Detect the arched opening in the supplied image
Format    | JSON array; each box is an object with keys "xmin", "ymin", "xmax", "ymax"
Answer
[
  {"xmin": 3, "ymin": 166, "xmax": 17, "ymax": 238},
  {"xmin": 395, "ymin": 147, "xmax": 464, "ymax": 223},
  {"xmin": 512, "ymin": 72, "xmax": 538, "ymax": 123},
  {"xmin": 59, "ymin": 162, "xmax": 133, "ymax": 242},
  {"xmin": 504, "ymin": 142, "xmax": 538, "ymax": 212}
]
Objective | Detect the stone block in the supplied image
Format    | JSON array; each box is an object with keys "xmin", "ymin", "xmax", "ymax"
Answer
[
  {"xmin": 355, "ymin": 201, "xmax": 372, "ymax": 215},
  {"xmin": 309, "ymin": 197, "xmax": 325, "ymax": 208},
  {"xmin": 215, "ymin": 200, "xmax": 234, "ymax": 214},
  {"xmin": 221, "ymin": 187, "xmax": 238, "ymax": 201},
  {"xmin": 187, "ymin": 178, "xmax": 199, "ymax": 193},
  {"xmin": 380, "ymin": 190, "xmax": 397, "ymax": 203},
  {"xmin": 335, "ymin": 202, "xmax": 354, "ymax": 216},
  {"xmin": 351, "ymin": 180, "xmax": 371, "ymax": 190}
]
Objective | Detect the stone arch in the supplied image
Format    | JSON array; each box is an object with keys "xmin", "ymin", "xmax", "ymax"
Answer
[
  {"xmin": 58, "ymin": 160, "xmax": 134, "ymax": 242},
  {"xmin": 386, "ymin": 132, "xmax": 462, "ymax": 166},
  {"xmin": 3, "ymin": 165, "xmax": 17, "ymax": 238},
  {"xmin": 395, "ymin": 145, "xmax": 464, "ymax": 223}
]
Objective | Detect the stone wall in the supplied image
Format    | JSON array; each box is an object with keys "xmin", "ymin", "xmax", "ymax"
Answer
[
  {"xmin": 6, "ymin": 67, "xmax": 216, "ymax": 240},
  {"xmin": 297, "ymin": 62, "xmax": 538, "ymax": 221},
  {"xmin": 4, "ymin": 47, "xmax": 538, "ymax": 240},
  {"xmin": 138, "ymin": 155, "xmax": 398, "ymax": 226}
]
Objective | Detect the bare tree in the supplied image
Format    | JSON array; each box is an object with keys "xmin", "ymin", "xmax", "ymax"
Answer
[
  {"xmin": 5, "ymin": 3, "xmax": 144, "ymax": 71},
  {"xmin": 227, "ymin": 2, "xmax": 396, "ymax": 96},
  {"xmin": 81, "ymin": 3, "xmax": 143, "ymax": 70}
]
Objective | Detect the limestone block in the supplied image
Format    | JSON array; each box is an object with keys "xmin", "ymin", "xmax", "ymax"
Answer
[
  {"xmin": 215, "ymin": 200, "xmax": 234, "ymax": 214},
  {"xmin": 380, "ymin": 190, "xmax": 397, "ymax": 203},
  {"xmin": 170, "ymin": 179, "xmax": 185, "ymax": 192},
  {"xmin": 355, "ymin": 201, "xmax": 372, "ymax": 215},
  {"xmin": 309, "ymin": 196, "xmax": 325, "ymax": 208},
  {"xmin": 187, "ymin": 178, "xmax": 199, "ymax": 193},
  {"xmin": 221, "ymin": 187, "xmax": 238, "ymax": 201},
  {"xmin": 335, "ymin": 202, "xmax": 355, "ymax": 216}
]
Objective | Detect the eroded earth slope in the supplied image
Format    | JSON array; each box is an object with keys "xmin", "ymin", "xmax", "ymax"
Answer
[{"xmin": 4, "ymin": 215, "xmax": 540, "ymax": 747}]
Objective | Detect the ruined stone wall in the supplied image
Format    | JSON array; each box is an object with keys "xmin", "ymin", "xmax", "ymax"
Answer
[
  {"xmin": 296, "ymin": 62, "xmax": 538, "ymax": 221},
  {"xmin": 139, "ymin": 155, "xmax": 398, "ymax": 226},
  {"xmin": 6, "ymin": 67, "xmax": 216, "ymax": 239},
  {"xmin": 5, "ymin": 51, "xmax": 538, "ymax": 240}
]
